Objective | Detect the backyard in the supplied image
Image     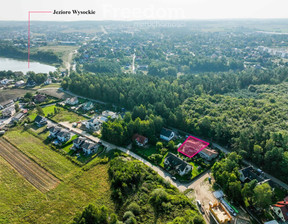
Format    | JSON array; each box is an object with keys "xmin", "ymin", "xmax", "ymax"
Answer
[{"xmin": 28, "ymin": 105, "xmax": 87, "ymax": 123}]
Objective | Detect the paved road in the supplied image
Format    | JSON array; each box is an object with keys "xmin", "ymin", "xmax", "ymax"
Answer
[
  {"xmin": 57, "ymin": 121, "xmax": 190, "ymax": 191},
  {"xmin": 132, "ymin": 53, "xmax": 136, "ymax": 74}
]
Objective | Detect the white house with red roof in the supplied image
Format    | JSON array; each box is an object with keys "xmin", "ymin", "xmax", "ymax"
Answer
[{"xmin": 199, "ymin": 148, "xmax": 219, "ymax": 161}]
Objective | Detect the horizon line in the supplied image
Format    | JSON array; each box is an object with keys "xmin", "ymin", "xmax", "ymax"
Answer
[{"xmin": 1, "ymin": 18, "xmax": 288, "ymax": 22}]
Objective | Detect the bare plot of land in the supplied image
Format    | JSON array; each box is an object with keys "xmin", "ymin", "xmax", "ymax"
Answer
[
  {"xmin": 0, "ymin": 89, "xmax": 34, "ymax": 104},
  {"xmin": 0, "ymin": 138, "xmax": 60, "ymax": 193},
  {"xmin": 38, "ymin": 88, "xmax": 71, "ymax": 99}
]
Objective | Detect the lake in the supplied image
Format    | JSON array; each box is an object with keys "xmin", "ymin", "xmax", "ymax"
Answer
[{"xmin": 0, "ymin": 57, "xmax": 56, "ymax": 74}]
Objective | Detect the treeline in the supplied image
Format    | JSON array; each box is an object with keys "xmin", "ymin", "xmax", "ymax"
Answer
[
  {"xmin": 102, "ymin": 110, "xmax": 163, "ymax": 146},
  {"xmin": 83, "ymin": 60, "xmax": 121, "ymax": 74},
  {"xmin": 182, "ymin": 56, "xmax": 244, "ymax": 73},
  {"xmin": 0, "ymin": 43, "xmax": 61, "ymax": 64},
  {"xmin": 27, "ymin": 71, "xmax": 48, "ymax": 84},
  {"xmin": 63, "ymin": 67, "xmax": 288, "ymax": 109}
]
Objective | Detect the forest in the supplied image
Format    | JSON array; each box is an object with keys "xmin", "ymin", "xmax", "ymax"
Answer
[
  {"xmin": 0, "ymin": 42, "xmax": 61, "ymax": 64},
  {"xmin": 62, "ymin": 66, "xmax": 288, "ymax": 184}
]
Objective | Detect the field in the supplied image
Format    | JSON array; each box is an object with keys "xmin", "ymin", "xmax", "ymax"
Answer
[
  {"xmin": 0, "ymin": 88, "xmax": 34, "ymax": 104},
  {"xmin": 0, "ymin": 138, "xmax": 60, "ymax": 193},
  {"xmin": 53, "ymin": 107, "xmax": 86, "ymax": 123},
  {"xmin": 4, "ymin": 128, "xmax": 78, "ymax": 180},
  {"xmin": 0, "ymin": 128, "xmax": 115, "ymax": 224},
  {"xmin": 28, "ymin": 105, "xmax": 86, "ymax": 123},
  {"xmin": 37, "ymin": 88, "xmax": 70, "ymax": 99},
  {"xmin": 34, "ymin": 45, "xmax": 78, "ymax": 69}
]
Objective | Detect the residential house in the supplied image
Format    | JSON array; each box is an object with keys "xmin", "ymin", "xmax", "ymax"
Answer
[
  {"xmin": 73, "ymin": 136, "xmax": 86, "ymax": 149},
  {"xmin": 0, "ymin": 79, "xmax": 14, "ymax": 85},
  {"xmin": 164, "ymin": 152, "xmax": 192, "ymax": 176},
  {"xmin": 2, "ymin": 106, "xmax": 16, "ymax": 118},
  {"xmin": 56, "ymin": 129, "xmax": 71, "ymax": 142},
  {"xmin": 102, "ymin": 110, "xmax": 118, "ymax": 119},
  {"xmin": 12, "ymin": 112, "xmax": 25, "ymax": 123},
  {"xmin": 81, "ymin": 140, "xmax": 98, "ymax": 155},
  {"xmin": 84, "ymin": 116, "xmax": 108, "ymax": 131},
  {"xmin": 34, "ymin": 94, "xmax": 46, "ymax": 103},
  {"xmin": 160, "ymin": 128, "xmax": 175, "ymax": 141},
  {"xmin": 238, "ymin": 166, "xmax": 272, "ymax": 186},
  {"xmin": 34, "ymin": 115, "xmax": 47, "ymax": 127},
  {"xmin": 48, "ymin": 125, "xmax": 61, "ymax": 138},
  {"xmin": 44, "ymin": 78, "xmax": 52, "ymax": 85},
  {"xmin": 83, "ymin": 101, "xmax": 94, "ymax": 111},
  {"xmin": 199, "ymin": 148, "xmax": 219, "ymax": 161},
  {"xmin": 132, "ymin": 134, "xmax": 148, "ymax": 147},
  {"xmin": 15, "ymin": 80, "xmax": 25, "ymax": 87},
  {"xmin": 271, "ymin": 198, "xmax": 288, "ymax": 222},
  {"xmin": 65, "ymin": 97, "xmax": 79, "ymax": 105}
]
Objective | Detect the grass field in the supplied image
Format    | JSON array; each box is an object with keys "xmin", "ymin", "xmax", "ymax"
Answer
[
  {"xmin": 53, "ymin": 107, "xmax": 86, "ymax": 123},
  {"xmin": 33, "ymin": 45, "xmax": 78, "ymax": 69},
  {"xmin": 4, "ymin": 128, "xmax": 78, "ymax": 180},
  {"xmin": 28, "ymin": 105, "xmax": 86, "ymax": 123},
  {"xmin": 0, "ymin": 138, "xmax": 60, "ymax": 193},
  {"xmin": 1, "ymin": 128, "xmax": 115, "ymax": 224}
]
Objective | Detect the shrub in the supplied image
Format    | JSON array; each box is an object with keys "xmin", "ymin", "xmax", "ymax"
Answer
[
  {"xmin": 124, "ymin": 217, "xmax": 137, "ymax": 224},
  {"xmin": 127, "ymin": 202, "xmax": 141, "ymax": 216},
  {"xmin": 123, "ymin": 211, "xmax": 134, "ymax": 221}
]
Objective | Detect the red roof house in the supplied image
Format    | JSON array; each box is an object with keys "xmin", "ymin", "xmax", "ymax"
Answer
[
  {"xmin": 272, "ymin": 199, "xmax": 288, "ymax": 222},
  {"xmin": 132, "ymin": 134, "xmax": 148, "ymax": 147}
]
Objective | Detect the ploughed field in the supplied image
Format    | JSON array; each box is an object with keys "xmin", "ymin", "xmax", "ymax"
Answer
[{"xmin": 0, "ymin": 138, "xmax": 60, "ymax": 193}]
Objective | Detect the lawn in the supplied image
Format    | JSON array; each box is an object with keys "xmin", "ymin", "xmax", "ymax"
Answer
[
  {"xmin": 28, "ymin": 105, "xmax": 86, "ymax": 123},
  {"xmin": 52, "ymin": 107, "xmax": 86, "ymax": 123},
  {"xmin": 133, "ymin": 145, "xmax": 158, "ymax": 159}
]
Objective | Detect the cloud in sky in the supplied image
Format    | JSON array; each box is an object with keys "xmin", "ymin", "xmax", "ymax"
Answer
[{"xmin": 1, "ymin": 0, "xmax": 288, "ymax": 21}]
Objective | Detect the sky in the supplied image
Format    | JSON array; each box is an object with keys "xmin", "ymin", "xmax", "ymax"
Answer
[{"xmin": 1, "ymin": 0, "xmax": 288, "ymax": 21}]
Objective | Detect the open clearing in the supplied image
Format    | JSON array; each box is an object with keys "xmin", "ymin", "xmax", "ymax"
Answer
[
  {"xmin": 0, "ymin": 128, "xmax": 114, "ymax": 224},
  {"xmin": 4, "ymin": 127, "xmax": 78, "ymax": 179},
  {"xmin": 0, "ymin": 88, "xmax": 34, "ymax": 104},
  {"xmin": 0, "ymin": 138, "xmax": 60, "ymax": 193},
  {"xmin": 38, "ymin": 88, "xmax": 71, "ymax": 99}
]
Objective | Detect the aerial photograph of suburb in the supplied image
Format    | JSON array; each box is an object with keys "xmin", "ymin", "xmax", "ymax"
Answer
[{"xmin": 0, "ymin": 0, "xmax": 288, "ymax": 223}]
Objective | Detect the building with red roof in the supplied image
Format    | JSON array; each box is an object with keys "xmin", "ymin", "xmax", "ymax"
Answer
[
  {"xmin": 271, "ymin": 198, "xmax": 288, "ymax": 222},
  {"xmin": 132, "ymin": 134, "xmax": 148, "ymax": 147}
]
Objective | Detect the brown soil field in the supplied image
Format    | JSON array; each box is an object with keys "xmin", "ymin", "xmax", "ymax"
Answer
[
  {"xmin": 0, "ymin": 88, "xmax": 34, "ymax": 104},
  {"xmin": 0, "ymin": 138, "xmax": 60, "ymax": 193},
  {"xmin": 38, "ymin": 88, "xmax": 71, "ymax": 99}
]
